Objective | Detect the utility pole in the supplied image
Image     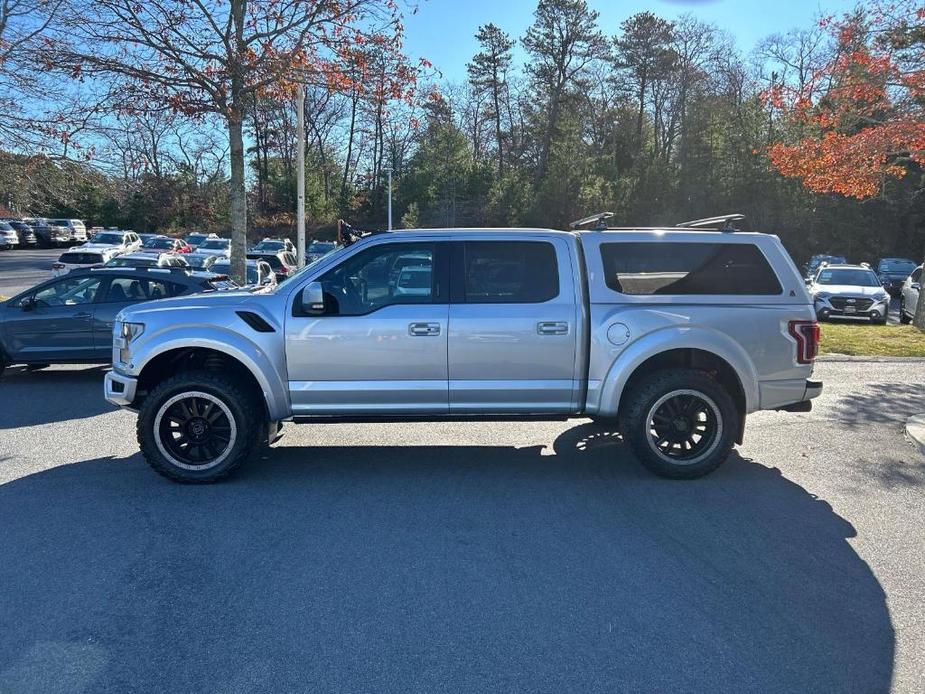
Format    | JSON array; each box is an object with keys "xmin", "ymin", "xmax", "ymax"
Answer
[
  {"xmin": 296, "ymin": 84, "xmax": 306, "ymax": 267},
  {"xmin": 384, "ymin": 166, "xmax": 393, "ymax": 231}
]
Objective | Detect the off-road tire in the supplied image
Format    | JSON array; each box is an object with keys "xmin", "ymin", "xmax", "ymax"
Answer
[
  {"xmin": 620, "ymin": 368, "xmax": 737, "ymax": 479},
  {"xmin": 137, "ymin": 370, "xmax": 262, "ymax": 483}
]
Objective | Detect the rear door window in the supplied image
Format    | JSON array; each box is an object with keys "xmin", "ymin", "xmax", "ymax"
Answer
[
  {"xmin": 100, "ymin": 277, "xmax": 185, "ymax": 303},
  {"xmin": 600, "ymin": 242, "xmax": 782, "ymax": 295},
  {"xmin": 60, "ymin": 252, "xmax": 104, "ymax": 265},
  {"xmin": 460, "ymin": 241, "xmax": 559, "ymax": 303}
]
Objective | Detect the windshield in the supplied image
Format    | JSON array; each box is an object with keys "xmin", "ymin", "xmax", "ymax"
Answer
[
  {"xmin": 144, "ymin": 237, "xmax": 174, "ymax": 249},
  {"xmin": 273, "ymin": 243, "xmax": 351, "ymax": 289},
  {"xmin": 106, "ymin": 256, "xmax": 157, "ymax": 267},
  {"xmin": 253, "ymin": 240, "xmax": 284, "ymax": 252},
  {"xmin": 309, "ymin": 242, "xmax": 334, "ymax": 253},
  {"xmin": 199, "ymin": 239, "xmax": 229, "ymax": 250},
  {"xmin": 90, "ymin": 232, "xmax": 124, "ymax": 244},
  {"xmin": 187, "ymin": 234, "xmax": 208, "ymax": 244},
  {"xmin": 878, "ymin": 260, "xmax": 917, "ymax": 274},
  {"xmin": 816, "ymin": 268, "xmax": 881, "ymax": 287},
  {"xmin": 59, "ymin": 252, "xmax": 103, "ymax": 264}
]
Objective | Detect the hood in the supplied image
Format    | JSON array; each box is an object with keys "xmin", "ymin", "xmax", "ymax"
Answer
[
  {"xmin": 116, "ymin": 288, "xmax": 265, "ymax": 322},
  {"xmin": 812, "ymin": 284, "xmax": 885, "ymax": 297}
]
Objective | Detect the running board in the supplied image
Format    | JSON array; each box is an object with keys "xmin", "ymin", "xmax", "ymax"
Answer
[{"xmin": 292, "ymin": 413, "xmax": 574, "ymax": 424}]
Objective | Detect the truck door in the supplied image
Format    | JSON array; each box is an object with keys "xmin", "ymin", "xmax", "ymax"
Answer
[
  {"xmin": 285, "ymin": 241, "xmax": 450, "ymax": 415},
  {"xmin": 447, "ymin": 239, "xmax": 579, "ymax": 413}
]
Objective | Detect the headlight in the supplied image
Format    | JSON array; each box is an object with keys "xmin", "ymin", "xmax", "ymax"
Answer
[
  {"xmin": 121, "ymin": 321, "xmax": 145, "ymax": 342},
  {"xmin": 114, "ymin": 321, "xmax": 144, "ymax": 364},
  {"xmin": 814, "ymin": 291, "xmax": 831, "ymax": 300},
  {"xmin": 874, "ymin": 292, "xmax": 889, "ymax": 302}
]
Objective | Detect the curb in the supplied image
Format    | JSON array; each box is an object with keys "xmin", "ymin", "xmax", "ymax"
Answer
[{"xmin": 905, "ymin": 415, "xmax": 925, "ymax": 456}]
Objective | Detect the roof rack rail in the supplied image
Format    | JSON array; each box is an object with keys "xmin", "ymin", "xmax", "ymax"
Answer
[
  {"xmin": 570, "ymin": 212, "xmax": 614, "ymax": 231},
  {"xmin": 337, "ymin": 219, "xmax": 388, "ymax": 246},
  {"xmin": 675, "ymin": 213, "xmax": 746, "ymax": 231}
]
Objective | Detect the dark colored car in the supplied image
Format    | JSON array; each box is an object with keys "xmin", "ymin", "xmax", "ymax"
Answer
[
  {"xmin": 876, "ymin": 257, "xmax": 918, "ymax": 296},
  {"xmin": 143, "ymin": 236, "xmax": 191, "ymax": 254},
  {"xmin": 0, "ymin": 267, "xmax": 226, "ymax": 373},
  {"xmin": 2, "ymin": 219, "xmax": 37, "ymax": 246},
  {"xmin": 804, "ymin": 254, "xmax": 847, "ymax": 280},
  {"xmin": 247, "ymin": 250, "xmax": 298, "ymax": 282},
  {"xmin": 250, "ymin": 238, "xmax": 295, "ymax": 254},
  {"xmin": 22, "ymin": 218, "xmax": 67, "ymax": 247}
]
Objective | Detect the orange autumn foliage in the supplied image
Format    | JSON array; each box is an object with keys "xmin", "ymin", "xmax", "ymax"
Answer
[{"xmin": 766, "ymin": 2, "xmax": 925, "ymax": 199}]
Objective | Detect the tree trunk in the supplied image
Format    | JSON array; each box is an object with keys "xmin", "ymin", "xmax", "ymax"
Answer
[
  {"xmin": 492, "ymin": 67, "xmax": 503, "ymax": 180},
  {"xmin": 227, "ymin": 111, "xmax": 247, "ymax": 285}
]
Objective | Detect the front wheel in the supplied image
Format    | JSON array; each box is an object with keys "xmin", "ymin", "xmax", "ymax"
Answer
[
  {"xmin": 137, "ymin": 370, "xmax": 262, "ymax": 483},
  {"xmin": 620, "ymin": 368, "xmax": 737, "ymax": 479}
]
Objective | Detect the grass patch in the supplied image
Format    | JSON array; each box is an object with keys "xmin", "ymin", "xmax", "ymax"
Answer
[{"xmin": 819, "ymin": 322, "xmax": 925, "ymax": 357}]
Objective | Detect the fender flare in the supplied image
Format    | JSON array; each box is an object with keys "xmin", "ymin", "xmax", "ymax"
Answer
[
  {"xmin": 131, "ymin": 327, "xmax": 290, "ymax": 421},
  {"xmin": 595, "ymin": 326, "xmax": 759, "ymax": 417}
]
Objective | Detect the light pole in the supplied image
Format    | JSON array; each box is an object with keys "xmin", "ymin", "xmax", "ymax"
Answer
[
  {"xmin": 295, "ymin": 84, "xmax": 306, "ymax": 267},
  {"xmin": 384, "ymin": 166, "xmax": 393, "ymax": 231}
]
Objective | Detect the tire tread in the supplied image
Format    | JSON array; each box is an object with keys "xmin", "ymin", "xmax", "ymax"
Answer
[{"xmin": 136, "ymin": 370, "xmax": 261, "ymax": 483}]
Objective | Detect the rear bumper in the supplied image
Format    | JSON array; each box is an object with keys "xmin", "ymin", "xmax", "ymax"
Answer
[
  {"xmin": 104, "ymin": 370, "xmax": 138, "ymax": 408},
  {"xmin": 804, "ymin": 378, "xmax": 823, "ymax": 400},
  {"xmin": 761, "ymin": 377, "xmax": 822, "ymax": 411},
  {"xmin": 773, "ymin": 379, "xmax": 822, "ymax": 413}
]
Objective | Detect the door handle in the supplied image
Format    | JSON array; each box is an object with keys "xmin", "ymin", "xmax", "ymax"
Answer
[
  {"xmin": 537, "ymin": 321, "xmax": 569, "ymax": 335},
  {"xmin": 409, "ymin": 322, "xmax": 441, "ymax": 336},
  {"xmin": 73, "ymin": 312, "xmax": 92, "ymax": 319}
]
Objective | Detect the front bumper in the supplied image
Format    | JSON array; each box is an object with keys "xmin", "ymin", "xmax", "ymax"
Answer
[
  {"xmin": 104, "ymin": 370, "xmax": 138, "ymax": 408},
  {"xmin": 815, "ymin": 297, "xmax": 889, "ymax": 320}
]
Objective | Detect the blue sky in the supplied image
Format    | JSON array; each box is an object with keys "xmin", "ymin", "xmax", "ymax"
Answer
[{"xmin": 402, "ymin": 0, "xmax": 858, "ymax": 82}]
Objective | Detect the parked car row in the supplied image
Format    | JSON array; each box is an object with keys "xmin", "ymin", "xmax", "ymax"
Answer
[{"xmin": 0, "ymin": 217, "xmax": 87, "ymax": 248}]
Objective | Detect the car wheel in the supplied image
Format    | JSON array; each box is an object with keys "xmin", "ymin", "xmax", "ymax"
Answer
[
  {"xmin": 620, "ymin": 368, "xmax": 737, "ymax": 479},
  {"xmin": 137, "ymin": 370, "xmax": 262, "ymax": 483},
  {"xmin": 899, "ymin": 298, "xmax": 912, "ymax": 324}
]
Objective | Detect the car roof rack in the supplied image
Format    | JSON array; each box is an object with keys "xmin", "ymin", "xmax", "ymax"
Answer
[
  {"xmin": 570, "ymin": 212, "xmax": 614, "ymax": 230},
  {"xmin": 338, "ymin": 219, "xmax": 388, "ymax": 246},
  {"xmin": 675, "ymin": 213, "xmax": 746, "ymax": 231}
]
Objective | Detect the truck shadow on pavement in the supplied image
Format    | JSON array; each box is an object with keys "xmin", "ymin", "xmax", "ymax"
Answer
[
  {"xmin": 0, "ymin": 426, "xmax": 894, "ymax": 693},
  {"xmin": 0, "ymin": 365, "xmax": 113, "ymax": 429}
]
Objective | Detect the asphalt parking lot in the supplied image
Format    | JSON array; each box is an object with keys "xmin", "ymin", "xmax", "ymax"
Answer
[{"xmin": 1, "ymin": 358, "xmax": 924, "ymax": 692}]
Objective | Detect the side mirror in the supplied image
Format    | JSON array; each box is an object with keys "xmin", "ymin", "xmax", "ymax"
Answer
[
  {"xmin": 913, "ymin": 283, "xmax": 921, "ymax": 291},
  {"xmin": 21, "ymin": 297, "xmax": 35, "ymax": 312},
  {"xmin": 300, "ymin": 281, "xmax": 325, "ymax": 315}
]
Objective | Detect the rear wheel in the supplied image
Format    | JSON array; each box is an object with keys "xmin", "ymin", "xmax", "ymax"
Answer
[
  {"xmin": 620, "ymin": 368, "xmax": 737, "ymax": 479},
  {"xmin": 899, "ymin": 297, "xmax": 912, "ymax": 324},
  {"xmin": 137, "ymin": 370, "xmax": 262, "ymax": 483}
]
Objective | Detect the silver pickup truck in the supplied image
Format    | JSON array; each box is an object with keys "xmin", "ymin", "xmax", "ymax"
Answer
[{"xmin": 105, "ymin": 217, "xmax": 822, "ymax": 483}]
